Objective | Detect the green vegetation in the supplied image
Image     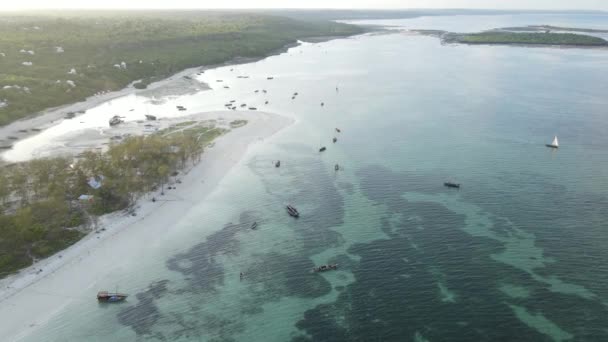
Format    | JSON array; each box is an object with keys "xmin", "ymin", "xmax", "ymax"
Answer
[
  {"xmin": 0, "ymin": 11, "xmax": 363, "ymax": 126},
  {"xmin": 449, "ymin": 31, "xmax": 608, "ymax": 46},
  {"xmin": 230, "ymin": 119, "xmax": 248, "ymax": 128},
  {"xmin": 0, "ymin": 121, "xmax": 230, "ymax": 277}
]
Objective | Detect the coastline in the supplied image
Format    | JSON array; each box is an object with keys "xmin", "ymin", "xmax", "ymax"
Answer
[
  {"xmin": 0, "ymin": 109, "xmax": 294, "ymax": 341},
  {"xmin": 0, "ymin": 34, "xmax": 351, "ymax": 148}
]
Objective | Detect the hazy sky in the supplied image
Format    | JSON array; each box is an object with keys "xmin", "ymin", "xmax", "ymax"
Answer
[{"xmin": 1, "ymin": 0, "xmax": 606, "ymax": 11}]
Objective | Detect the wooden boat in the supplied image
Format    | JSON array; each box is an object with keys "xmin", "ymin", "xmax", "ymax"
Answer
[
  {"xmin": 444, "ymin": 181, "xmax": 461, "ymax": 189},
  {"xmin": 275, "ymin": 160, "xmax": 281, "ymax": 168},
  {"xmin": 0, "ymin": 145, "xmax": 13, "ymax": 150},
  {"xmin": 267, "ymin": 77, "xmax": 274, "ymax": 80},
  {"xmin": 335, "ymin": 128, "xmax": 341, "ymax": 133},
  {"xmin": 545, "ymin": 136, "xmax": 559, "ymax": 149},
  {"xmin": 321, "ymin": 102, "xmax": 324, "ymax": 107},
  {"xmin": 251, "ymin": 222, "xmax": 258, "ymax": 230},
  {"xmin": 265, "ymin": 101, "xmax": 269, "ymax": 105},
  {"xmin": 286, "ymin": 205, "xmax": 300, "ymax": 218},
  {"xmin": 97, "ymin": 291, "xmax": 127, "ymax": 303},
  {"xmin": 312, "ymin": 264, "xmax": 338, "ymax": 272},
  {"xmin": 145, "ymin": 114, "xmax": 157, "ymax": 121},
  {"xmin": 319, "ymin": 147, "xmax": 327, "ymax": 152},
  {"xmin": 333, "ymin": 137, "xmax": 337, "ymax": 143},
  {"xmin": 335, "ymin": 164, "xmax": 339, "ymax": 171},
  {"xmin": 254, "ymin": 90, "xmax": 259, "ymax": 93},
  {"xmin": 249, "ymin": 107, "xmax": 257, "ymax": 110},
  {"xmin": 240, "ymin": 104, "xmax": 247, "ymax": 107},
  {"xmin": 109, "ymin": 116, "xmax": 123, "ymax": 126}
]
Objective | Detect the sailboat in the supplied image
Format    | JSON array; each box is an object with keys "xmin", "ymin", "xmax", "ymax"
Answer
[{"xmin": 546, "ymin": 136, "xmax": 559, "ymax": 149}]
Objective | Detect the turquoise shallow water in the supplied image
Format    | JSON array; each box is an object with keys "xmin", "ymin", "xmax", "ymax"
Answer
[{"xmin": 19, "ymin": 14, "xmax": 608, "ymax": 341}]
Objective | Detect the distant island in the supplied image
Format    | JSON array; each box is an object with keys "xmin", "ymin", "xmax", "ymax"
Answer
[{"xmin": 413, "ymin": 26, "xmax": 608, "ymax": 48}]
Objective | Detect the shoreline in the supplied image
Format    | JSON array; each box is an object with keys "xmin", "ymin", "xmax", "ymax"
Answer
[
  {"xmin": 0, "ymin": 109, "xmax": 294, "ymax": 341},
  {"xmin": 0, "ymin": 34, "xmax": 349, "ymax": 149}
]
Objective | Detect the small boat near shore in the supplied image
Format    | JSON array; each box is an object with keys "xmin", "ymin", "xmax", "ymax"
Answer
[
  {"xmin": 97, "ymin": 291, "xmax": 128, "ymax": 303},
  {"xmin": 286, "ymin": 205, "xmax": 300, "ymax": 218},
  {"xmin": 444, "ymin": 181, "xmax": 461, "ymax": 189},
  {"xmin": 312, "ymin": 264, "xmax": 338, "ymax": 272},
  {"xmin": 546, "ymin": 136, "xmax": 559, "ymax": 149},
  {"xmin": 109, "ymin": 115, "xmax": 123, "ymax": 126}
]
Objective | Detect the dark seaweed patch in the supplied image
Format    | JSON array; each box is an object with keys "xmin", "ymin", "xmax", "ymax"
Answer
[
  {"xmin": 166, "ymin": 212, "xmax": 254, "ymax": 293},
  {"xmin": 117, "ymin": 280, "xmax": 169, "ymax": 336}
]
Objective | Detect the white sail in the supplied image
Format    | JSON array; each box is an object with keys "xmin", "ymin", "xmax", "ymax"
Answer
[{"xmin": 551, "ymin": 136, "xmax": 559, "ymax": 147}]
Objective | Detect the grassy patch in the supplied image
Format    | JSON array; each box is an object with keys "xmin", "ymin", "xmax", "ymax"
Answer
[{"xmin": 229, "ymin": 119, "xmax": 248, "ymax": 128}]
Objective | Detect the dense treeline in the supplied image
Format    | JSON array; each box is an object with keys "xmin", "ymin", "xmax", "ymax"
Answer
[
  {"xmin": 0, "ymin": 122, "xmax": 227, "ymax": 277},
  {"xmin": 0, "ymin": 12, "xmax": 362, "ymax": 126},
  {"xmin": 450, "ymin": 31, "xmax": 608, "ymax": 46}
]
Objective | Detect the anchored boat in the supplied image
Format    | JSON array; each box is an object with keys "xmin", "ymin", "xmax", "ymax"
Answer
[
  {"xmin": 312, "ymin": 264, "xmax": 338, "ymax": 272},
  {"xmin": 97, "ymin": 291, "xmax": 128, "ymax": 303},
  {"xmin": 444, "ymin": 181, "xmax": 461, "ymax": 189},
  {"xmin": 286, "ymin": 205, "xmax": 300, "ymax": 218}
]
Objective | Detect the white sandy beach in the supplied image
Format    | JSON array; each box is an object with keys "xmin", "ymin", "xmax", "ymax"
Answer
[{"xmin": 0, "ymin": 109, "xmax": 294, "ymax": 341}]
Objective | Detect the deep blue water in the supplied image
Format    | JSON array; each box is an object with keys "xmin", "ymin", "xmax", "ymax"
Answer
[{"xmin": 19, "ymin": 14, "xmax": 608, "ymax": 341}]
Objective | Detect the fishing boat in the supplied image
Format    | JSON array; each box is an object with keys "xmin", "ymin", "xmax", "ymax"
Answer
[
  {"xmin": 145, "ymin": 114, "xmax": 156, "ymax": 121},
  {"xmin": 321, "ymin": 102, "xmax": 324, "ymax": 107},
  {"xmin": 249, "ymin": 107, "xmax": 257, "ymax": 110},
  {"xmin": 546, "ymin": 136, "xmax": 559, "ymax": 149},
  {"xmin": 319, "ymin": 147, "xmax": 327, "ymax": 152},
  {"xmin": 267, "ymin": 76, "xmax": 274, "ymax": 80},
  {"xmin": 275, "ymin": 160, "xmax": 281, "ymax": 168},
  {"xmin": 97, "ymin": 291, "xmax": 128, "ymax": 303},
  {"xmin": 109, "ymin": 116, "xmax": 123, "ymax": 126},
  {"xmin": 265, "ymin": 101, "xmax": 269, "ymax": 105},
  {"xmin": 444, "ymin": 181, "xmax": 461, "ymax": 189},
  {"xmin": 286, "ymin": 205, "xmax": 300, "ymax": 218},
  {"xmin": 240, "ymin": 104, "xmax": 247, "ymax": 107},
  {"xmin": 335, "ymin": 128, "xmax": 341, "ymax": 133},
  {"xmin": 333, "ymin": 137, "xmax": 337, "ymax": 143},
  {"xmin": 251, "ymin": 222, "xmax": 258, "ymax": 230},
  {"xmin": 335, "ymin": 164, "xmax": 339, "ymax": 171},
  {"xmin": 312, "ymin": 264, "xmax": 338, "ymax": 272}
]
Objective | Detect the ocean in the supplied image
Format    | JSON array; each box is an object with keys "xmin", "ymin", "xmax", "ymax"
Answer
[{"xmin": 17, "ymin": 13, "xmax": 608, "ymax": 341}]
